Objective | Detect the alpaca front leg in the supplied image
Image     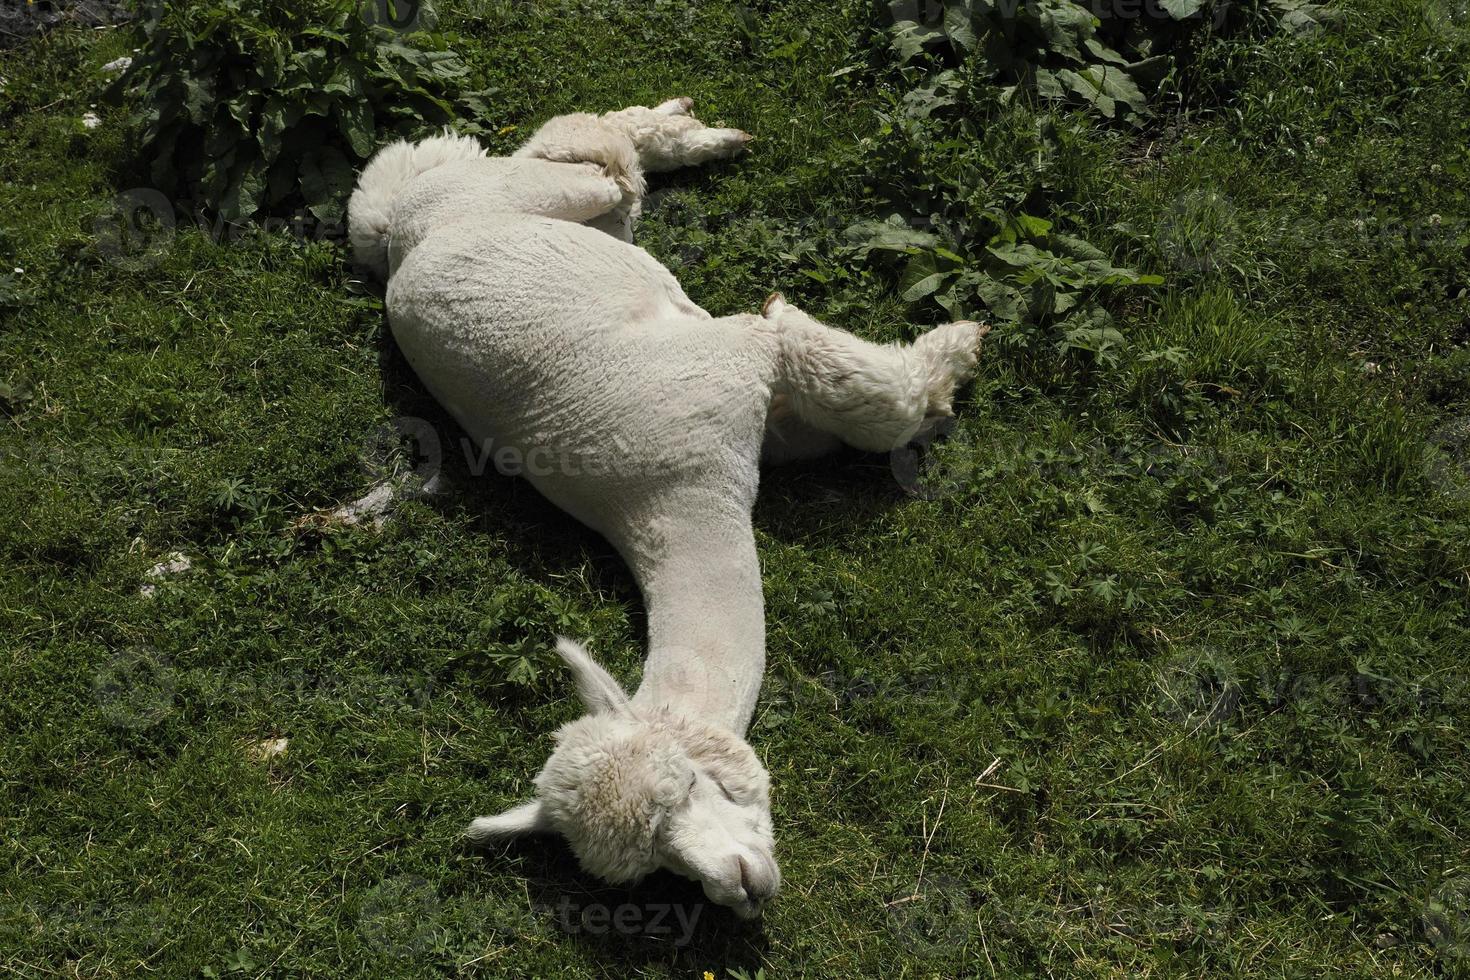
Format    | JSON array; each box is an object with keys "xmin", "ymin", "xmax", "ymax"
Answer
[
  {"xmin": 601, "ymin": 101, "xmax": 751, "ymax": 173},
  {"xmin": 765, "ymin": 293, "xmax": 989, "ymax": 453}
]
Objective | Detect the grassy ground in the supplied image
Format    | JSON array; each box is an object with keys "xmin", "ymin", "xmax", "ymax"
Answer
[{"xmin": 2, "ymin": 0, "xmax": 1469, "ymax": 976}]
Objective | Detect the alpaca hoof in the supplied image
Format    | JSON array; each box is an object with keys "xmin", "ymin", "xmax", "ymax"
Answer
[
  {"xmin": 656, "ymin": 96, "xmax": 695, "ymax": 115},
  {"xmin": 917, "ymin": 320, "xmax": 989, "ymax": 417},
  {"xmin": 762, "ymin": 292, "xmax": 787, "ymax": 317},
  {"xmin": 702, "ymin": 128, "xmax": 753, "ymax": 160}
]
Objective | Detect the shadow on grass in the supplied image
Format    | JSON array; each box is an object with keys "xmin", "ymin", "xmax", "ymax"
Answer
[
  {"xmin": 375, "ymin": 316, "xmax": 915, "ymax": 578},
  {"xmin": 465, "ymin": 836, "xmax": 772, "ymax": 971}
]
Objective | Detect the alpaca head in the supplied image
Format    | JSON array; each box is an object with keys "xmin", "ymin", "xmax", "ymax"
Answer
[{"xmin": 468, "ymin": 639, "xmax": 779, "ymax": 919}]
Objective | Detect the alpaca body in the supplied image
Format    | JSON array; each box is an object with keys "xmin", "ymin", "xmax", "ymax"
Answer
[
  {"xmin": 348, "ymin": 100, "xmax": 988, "ymax": 917},
  {"xmin": 389, "ymin": 213, "xmax": 775, "ymax": 731}
]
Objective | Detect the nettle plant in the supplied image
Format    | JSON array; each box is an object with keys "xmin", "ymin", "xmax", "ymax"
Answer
[
  {"xmin": 110, "ymin": 0, "xmax": 480, "ymax": 225},
  {"xmin": 834, "ymin": 0, "xmax": 1248, "ymax": 364},
  {"xmin": 880, "ymin": 0, "xmax": 1230, "ymax": 122},
  {"xmin": 841, "ymin": 82, "xmax": 1161, "ymax": 367}
]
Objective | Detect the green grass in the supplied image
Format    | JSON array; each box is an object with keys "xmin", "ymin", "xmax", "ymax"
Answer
[{"xmin": 2, "ymin": 0, "xmax": 1469, "ymax": 976}]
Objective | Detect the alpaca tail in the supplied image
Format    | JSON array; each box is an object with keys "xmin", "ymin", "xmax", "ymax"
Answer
[{"xmin": 347, "ymin": 131, "xmax": 487, "ymax": 280}]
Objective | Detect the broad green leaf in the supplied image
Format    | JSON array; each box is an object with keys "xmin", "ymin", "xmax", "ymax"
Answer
[
  {"xmin": 256, "ymin": 37, "xmax": 288, "ymax": 87},
  {"xmin": 903, "ymin": 272, "xmax": 952, "ymax": 302},
  {"xmin": 974, "ymin": 275, "xmax": 1026, "ymax": 322},
  {"xmin": 183, "ymin": 75, "xmax": 213, "ymax": 124},
  {"xmin": 258, "ymin": 98, "xmax": 302, "ymax": 154},
  {"xmin": 1034, "ymin": 68, "xmax": 1066, "ymax": 102},
  {"xmin": 889, "ymin": 19, "xmax": 946, "ymax": 63},
  {"xmin": 935, "ymin": 282, "xmax": 968, "ymax": 319},
  {"xmin": 323, "ymin": 60, "xmax": 365, "ymax": 98},
  {"xmin": 942, "ymin": 0, "xmax": 978, "ymax": 50},
  {"xmin": 1029, "ymin": 0, "xmax": 1097, "ymax": 63},
  {"xmin": 1126, "ymin": 54, "xmax": 1172, "ymax": 87},
  {"xmin": 845, "ymin": 217, "xmax": 940, "ymax": 256},
  {"xmin": 900, "ymin": 250, "xmax": 958, "ymax": 301},
  {"xmin": 1082, "ymin": 37, "xmax": 1131, "ymax": 66},
  {"xmin": 220, "ymin": 150, "xmax": 266, "ymax": 222},
  {"xmin": 987, "ymin": 241, "xmax": 1053, "ymax": 268},
  {"xmin": 337, "ymin": 99, "xmax": 375, "ymax": 158},
  {"xmin": 225, "ymin": 95, "xmax": 254, "ymax": 129},
  {"xmin": 1158, "ymin": 0, "xmax": 1208, "ymax": 17},
  {"xmin": 299, "ymin": 145, "xmax": 354, "ymax": 222},
  {"xmin": 1051, "ymin": 65, "xmax": 1149, "ymax": 119},
  {"xmin": 201, "ymin": 147, "xmax": 237, "ymax": 204},
  {"xmin": 1051, "ymin": 233, "xmax": 1107, "ymax": 261}
]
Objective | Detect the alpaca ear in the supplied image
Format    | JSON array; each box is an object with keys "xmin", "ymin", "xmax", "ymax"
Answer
[
  {"xmin": 465, "ymin": 799, "xmax": 550, "ymax": 840},
  {"xmin": 555, "ymin": 637, "xmax": 631, "ymax": 716}
]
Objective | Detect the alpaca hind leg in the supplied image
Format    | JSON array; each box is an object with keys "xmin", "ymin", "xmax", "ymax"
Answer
[
  {"xmin": 765, "ymin": 293, "xmax": 989, "ymax": 453},
  {"xmin": 514, "ymin": 112, "xmax": 645, "ymax": 210},
  {"xmin": 601, "ymin": 101, "xmax": 751, "ymax": 172},
  {"xmin": 761, "ymin": 395, "xmax": 843, "ymax": 465}
]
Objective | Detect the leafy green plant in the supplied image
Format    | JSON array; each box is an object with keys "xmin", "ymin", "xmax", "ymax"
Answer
[
  {"xmin": 824, "ymin": 58, "xmax": 1163, "ymax": 359},
  {"xmin": 879, "ymin": 0, "xmax": 1227, "ymax": 123},
  {"xmin": 108, "ymin": 0, "xmax": 476, "ymax": 225},
  {"xmin": 848, "ymin": 210, "xmax": 1158, "ymax": 331}
]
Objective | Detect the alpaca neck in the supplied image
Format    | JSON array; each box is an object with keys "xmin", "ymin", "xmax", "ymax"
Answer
[{"xmin": 617, "ymin": 506, "xmax": 766, "ymax": 734}]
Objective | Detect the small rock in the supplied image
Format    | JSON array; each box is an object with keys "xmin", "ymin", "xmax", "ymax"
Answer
[
  {"xmin": 249, "ymin": 737, "xmax": 289, "ymax": 761},
  {"xmin": 140, "ymin": 551, "xmax": 192, "ymax": 597},
  {"xmin": 81, "ymin": 111, "xmax": 102, "ymax": 130},
  {"xmin": 101, "ymin": 56, "xmax": 132, "ymax": 73}
]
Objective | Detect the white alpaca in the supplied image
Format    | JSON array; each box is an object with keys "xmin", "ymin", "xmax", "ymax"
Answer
[{"xmin": 347, "ymin": 99, "xmax": 989, "ymax": 918}]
